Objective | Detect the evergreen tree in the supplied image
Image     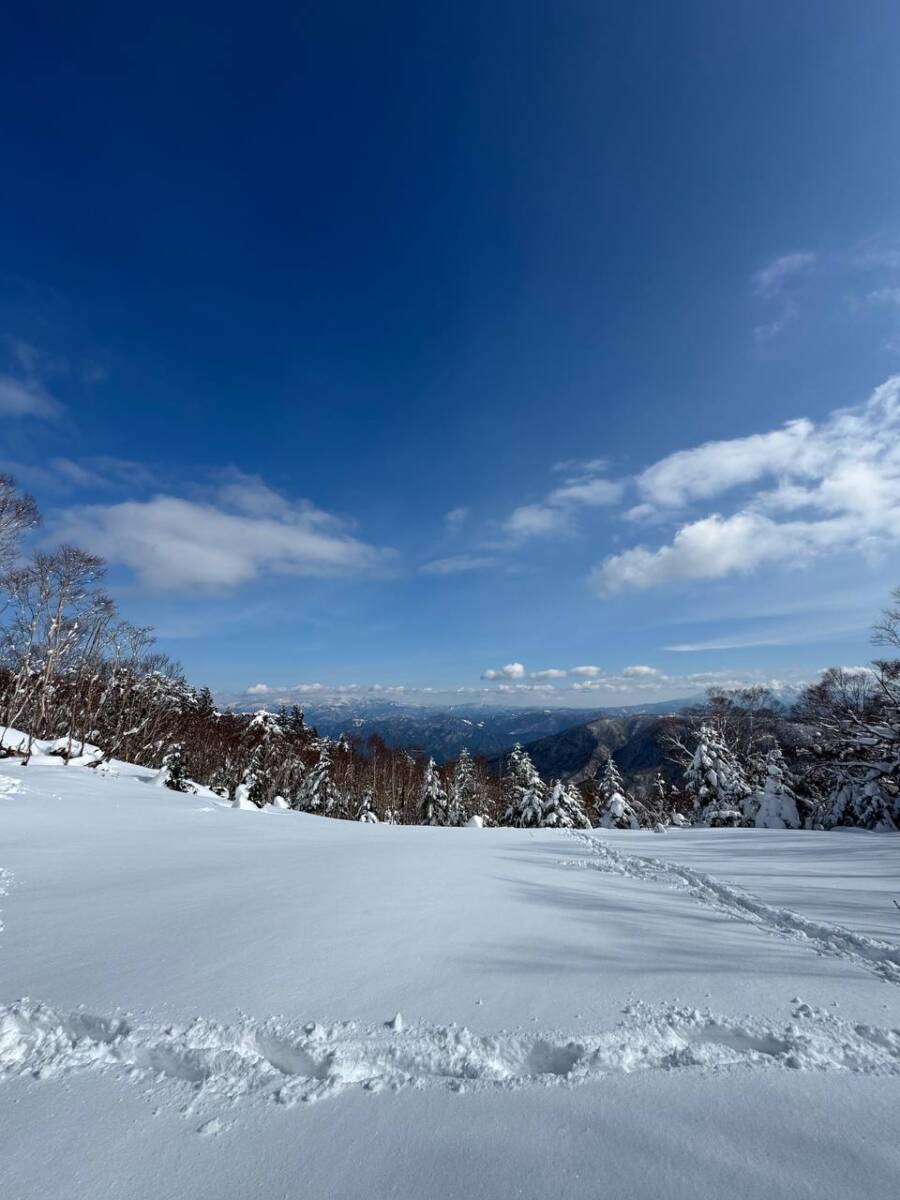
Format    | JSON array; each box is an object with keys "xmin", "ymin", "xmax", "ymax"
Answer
[
  {"xmin": 448, "ymin": 748, "xmax": 478, "ymax": 826},
  {"xmin": 502, "ymin": 744, "xmax": 546, "ymax": 827},
  {"xmin": 595, "ymin": 755, "xmax": 642, "ymax": 829},
  {"xmin": 597, "ymin": 755, "xmax": 626, "ymax": 803},
  {"xmin": 419, "ymin": 757, "xmax": 448, "ymax": 825},
  {"xmin": 562, "ymin": 781, "xmax": 591, "ymax": 828},
  {"xmin": 650, "ymin": 771, "xmax": 669, "ymax": 821},
  {"xmin": 542, "ymin": 779, "xmax": 591, "ymax": 828},
  {"xmin": 237, "ymin": 709, "xmax": 288, "ymax": 807},
  {"xmin": 160, "ymin": 743, "xmax": 194, "ymax": 793},
  {"xmin": 297, "ymin": 745, "xmax": 341, "ymax": 815},
  {"xmin": 286, "ymin": 704, "xmax": 308, "ymax": 738},
  {"xmin": 751, "ymin": 745, "xmax": 801, "ymax": 829},
  {"xmin": 685, "ymin": 723, "xmax": 752, "ymax": 826}
]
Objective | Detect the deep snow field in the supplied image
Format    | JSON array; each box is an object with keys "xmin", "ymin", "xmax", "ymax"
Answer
[{"xmin": 1, "ymin": 755, "xmax": 899, "ymax": 1200}]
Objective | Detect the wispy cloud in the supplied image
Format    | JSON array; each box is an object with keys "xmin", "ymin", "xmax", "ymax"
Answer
[
  {"xmin": 420, "ymin": 554, "xmax": 496, "ymax": 576},
  {"xmin": 503, "ymin": 463, "xmax": 623, "ymax": 542},
  {"xmin": 0, "ymin": 375, "xmax": 62, "ymax": 419},
  {"xmin": 443, "ymin": 506, "xmax": 469, "ymax": 533},
  {"xmin": 750, "ymin": 251, "xmax": 816, "ymax": 343},
  {"xmin": 752, "ymin": 251, "xmax": 816, "ymax": 298}
]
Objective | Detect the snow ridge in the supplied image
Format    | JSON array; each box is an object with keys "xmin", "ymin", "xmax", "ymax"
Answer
[
  {"xmin": 566, "ymin": 832, "xmax": 900, "ymax": 984},
  {"xmin": 1, "ymin": 1000, "xmax": 899, "ymax": 1115}
]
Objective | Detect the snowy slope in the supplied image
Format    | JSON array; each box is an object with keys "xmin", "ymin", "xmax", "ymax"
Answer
[{"xmin": 1, "ymin": 760, "xmax": 899, "ymax": 1199}]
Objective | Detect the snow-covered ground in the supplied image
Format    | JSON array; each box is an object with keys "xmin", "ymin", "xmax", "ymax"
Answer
[{"xmin": 1, "ymin": 758, "xmax": 899, "ymax": 1199}]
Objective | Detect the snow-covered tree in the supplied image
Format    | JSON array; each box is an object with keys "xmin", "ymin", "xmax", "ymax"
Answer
[
  {"xmin": 800, "ymin": 663, "xmax": 900, "ymax": 831},
  {"xmin": 419, "ymin": 757, "xmax": 448, "ymax": 825},
  {"xmin": 597, "ymin": 755, "xmax": 625, "ymax": 802},
  {"xmin": 297, "ymin": 744, "xmax": 341, "ymax": 815},
  {"xmin": 648, "ymin": 771, "xmax": 670, "ymax": 821},
  {"xmin": 685, "ymin": 724, "xmax": 752, "ymax": 826},
  {"xmin": 595, "ymin": 755, "xmax": 642, "ymax": 829},
  {"xmin": 751, "ymin": 745, "xmax": 801, "ymax": 829},
  {"xmin": 502, "ymin": 743, "xmax": 546, "ymax": 827},
  {"xmin": 161, "ymin": 744, "xmax": 193, "ymax": 793},
  {"xmin": 542, "ymin": 779, "xmax": 591, "ymax": 829},
  {"xmin": 356, "ymin": 790, "xmax": 379, "ymax": 823},
  {"xmin": 447, "ymin": 748, "xmax": 478, "ymax": 826}
]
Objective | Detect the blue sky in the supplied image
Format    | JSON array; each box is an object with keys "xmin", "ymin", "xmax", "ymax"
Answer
[{"xmin": 3, "ymin": 2, "xmax": 900, "ymax": 707}]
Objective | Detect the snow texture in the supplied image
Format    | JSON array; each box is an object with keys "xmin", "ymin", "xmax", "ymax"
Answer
[{"xmin": 1, "ymin": 758, "xmax": 899, "ymax": 1199}]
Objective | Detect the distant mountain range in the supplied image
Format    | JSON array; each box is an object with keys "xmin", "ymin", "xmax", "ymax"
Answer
[
  {"xmin": 232, "ymin": 695, "xmax": 698, "ymax": 764},
  {"xmin": 509, "ymin": 685, "xmax": 807, "ymax": 786}
]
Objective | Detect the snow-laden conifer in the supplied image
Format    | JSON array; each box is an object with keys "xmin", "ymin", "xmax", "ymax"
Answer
[
  {"xmin": 542, "ymin": 779, "xmax": 591, "ymax": 828},
  {"xmin": 447, "ymin": 748, "xmax": 478, "ymax": 826},
  {"xmin": 595, "ymin": 755, "xmax": 642, "ymax": 829},
  {"xmin": 685, "ymin": 724, "xmax": 752, "ymax": 826},
  {"xmin": 297, "ymin": 743, "xmax": 341, "ymax": 815},
  {"xmin": 752, "ymin": 746, "xmax": 801, "ymax": 829},
  {"xmin": 419, "ymin": 757, "xmax": 448, "ymax": 825},
  {"xmin": 502, "ymin": 743, "xmax": 546, "ymax": 827}
]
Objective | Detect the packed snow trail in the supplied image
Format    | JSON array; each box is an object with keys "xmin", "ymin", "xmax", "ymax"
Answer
[
  {"xmin": 2, "ymin": 999, "xmax": 899, "ymax": 1114},
  {"xmin": 567, "ymin": 832, "xmax": 900, "ymax": 984}
]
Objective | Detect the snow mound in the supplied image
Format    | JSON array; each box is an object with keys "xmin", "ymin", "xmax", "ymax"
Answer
[
  {"xmin": 566, "ymin": 832, "xmax": 900, "ymax": 985},
  {"xmin": 2, "ymin": 999, "xmax": 898, "ymax": 1114}
]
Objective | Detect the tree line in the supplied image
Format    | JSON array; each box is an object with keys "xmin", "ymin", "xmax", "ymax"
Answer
[{"xmin": 1, "ymin": 473, "xmax": 897, "ymax": 830}]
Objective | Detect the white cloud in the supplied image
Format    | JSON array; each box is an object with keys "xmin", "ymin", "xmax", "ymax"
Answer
[
  {"xmin": 552, "ymin": 457, "xmax": 609, "ymax": 474},
  {"xmin": 495, "ymin": 682, "xmax": 556, "ymax": 693},
  {"xmin": 752, "ymin": 252, "xmax": 816, "ymax": 298},
  {"xmin": 571, "ymin": 665, "xmax": 602, "ymax": 677},
  {"xmin": 753, "ymin": 308, "xmax": 798, "ymax": 343},
  {"xmin": 504, "ymin": 503, "xmax": 572, "ymax": 539},
  {"xmin": 750, "ymin": 252, "xmax": 815, "ymax": 343},
  {"xmin": 636, "ymin": 419, "xmax": 814, "ymax": 510},
  {"xmin": 621, "ymin": 665, "xmax": 663, "ymax": 678},
  {"xmin": 50, "ymin": 479, "xmax": 390, "ymax": 591},
  {"xmin": 864, "ymin": 288, "xmax": 900, "ymax": 351},
  {"xmin": 482, "ymin": 662, "xmax": 526, "ymax": 680},
  {"xmin": 594, "ymin": 376, "xmax": 900, "ymax": 592},
  {"xmin": 866, "ymin": 287, "xmax": 900, "ymax": 307},
  {"xmin": 0, "ymin": 455, "xmax": 157, "ymax": 494},
  {"xmin": 246, "ymin": 683, "xmax": 272, "ymax": 695},
  {"xmin": 667, "ymin": 635, "xmax": 792, "ymax": 652},
  {"xmin": 531, "ymin": 668, "xmax": 567, "ymax": 679},
  {"xmin": 420, "ymin": 555, "xmax": 496, "ymax": 576},
  {"xmin": 852, "ymin": 236, "xmax": 900, "ymax": 270},
  {"xmin": 504, "ymin": 464, "xmax": 623, "ymax": 541},
  {"xmin": 0, "ymin": 375, "xmax": 62, "ymax": 419},
  {"xmin": 444, "ymin": 506, "xmax": 469, "ymax": 532}
]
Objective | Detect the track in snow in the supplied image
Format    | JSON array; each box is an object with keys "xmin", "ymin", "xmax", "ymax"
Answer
[
  {"xmin": 1, "ymin": 999, "xmax": 899, "ymax": 1121},
  {"xmin": 565, "ymin": 832, "xmax": 900, "ymax": 985}
]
